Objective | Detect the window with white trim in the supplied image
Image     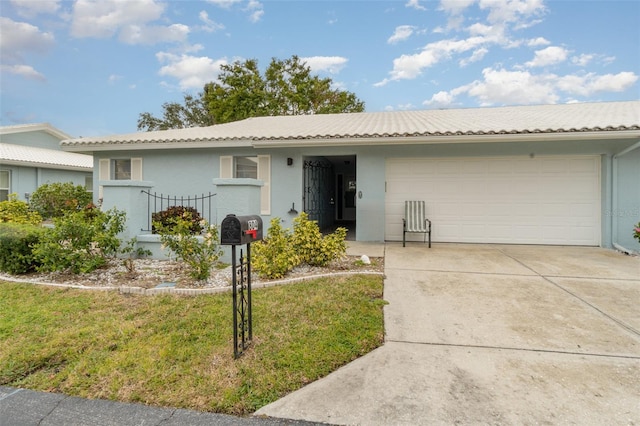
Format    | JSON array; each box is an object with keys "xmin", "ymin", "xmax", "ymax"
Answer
[
  {"xmin": 0, "ymin": 170, "xmax": 9, "ymax": 202},
  {"xmin": 220, "ymin": 155, "xmax": 271, "ymax": 215},
  {"xmin": 85, "ymin": 176, "xmax": 93, "ymax": 193},
  {"xmin": 235, "ymin": 157, "xmax": 258, "ymax": 179},
  {"xmin": 97, "ymin": 157, "xmax": 143, "ymax": 199},
  {"xmin": 113, "ymin": 159, "xmax": 131, "ymax": 180}
]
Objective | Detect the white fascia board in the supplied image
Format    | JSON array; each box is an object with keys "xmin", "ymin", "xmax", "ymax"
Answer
[
  {"xmin": 61, "ymin": 139, "xmax": 254, "ymax": 152},
  {"xmin": 1, "ymin": 159, "xmax": 92, "ymax": 171},
  {"xmin": 250, "ymin": 130, "xmax": 640, "ymax": 148},
  {"xmin": 0, "ymin": 123, "xmax": 72, "ymax": 140}
]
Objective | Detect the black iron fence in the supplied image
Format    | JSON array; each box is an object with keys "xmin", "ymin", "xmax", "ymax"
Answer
[{"xmin": 141, "ymin": 190, "xmax": 216, "ymax": 232}]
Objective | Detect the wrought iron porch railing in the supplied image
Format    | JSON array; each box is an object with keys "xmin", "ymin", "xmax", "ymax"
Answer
[{"xmin": 140, "ymin": 190, "xmax": 216, "ymax": 232}]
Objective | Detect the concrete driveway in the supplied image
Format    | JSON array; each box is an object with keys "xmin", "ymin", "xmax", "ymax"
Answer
[{"xmin": 256, "ymin": 244, "xmax": 640, "ymax": 425}]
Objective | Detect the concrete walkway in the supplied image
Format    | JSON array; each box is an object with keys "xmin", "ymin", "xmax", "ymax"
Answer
[{"xmin": 256, "ymin": 243, "xmax": 640, "ymax": 425}]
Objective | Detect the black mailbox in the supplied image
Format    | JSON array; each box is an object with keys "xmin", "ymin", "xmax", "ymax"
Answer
[{"xmin": 220, "ymin": 214, "xmax": 263, "ymax": 245}]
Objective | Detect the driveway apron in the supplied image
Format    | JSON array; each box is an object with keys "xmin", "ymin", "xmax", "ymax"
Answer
[{"xmin": 256, "ymin": 244, "xmax": 640, "ymax": 425}]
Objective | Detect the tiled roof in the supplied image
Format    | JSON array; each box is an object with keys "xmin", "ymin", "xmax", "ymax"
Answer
[
  {"xmin": 1, "ymin": 143, "xmax": 92, "ymax": 170},
  {"xmin": 61, "ymin": 101, "xmax": 640, "ymax": 148},
  {"xmin": 0, "ymin": 123, "xmax": 73, "ymax": 140}
]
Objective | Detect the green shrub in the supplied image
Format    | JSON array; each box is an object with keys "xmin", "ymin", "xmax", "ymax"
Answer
[
  {"xmin": 291, "ymin": 212, "xmax": 347, "ymax": 267},
  {"xmin": 120, "ymin": 237, "xmax": 153, "ymax": 275},
  {"xmin": 152, "ymin": 206, "xmax": 203, "ymax": 235},
  {"xmin": 0, "ymin": 223, "xmax": 44, "ymax": 274},
  {"xmin": 32, "ymin": 205, "xmax": 126, "ymax": 274},
  {"xmin": 29, "ymin": 182, "xmax": 92, "ymax": 219},
  {"xmin": 154, "ymin": 216, "xmax": 222, "ymax": 281},
  {"xmin": 0, "ymin": 194, "xmax": 42, "ymax": 225},
  {"xmin": 252, "ymin": 218, "xmax": 300, "ymax": 279}
]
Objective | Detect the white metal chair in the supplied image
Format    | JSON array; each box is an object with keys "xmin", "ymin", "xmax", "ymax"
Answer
[{"xmin": 403, "ymin": 200, "xmax": 432, "ymax": 248}]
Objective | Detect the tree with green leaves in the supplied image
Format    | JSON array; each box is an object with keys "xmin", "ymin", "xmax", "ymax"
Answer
[
  {"xmin": 137, "ymin": 92, "xmax": 215, "ymax": 131},
  {"xmin": 137, "ymin": 55, "xmax": 364, "ymax": 131}
]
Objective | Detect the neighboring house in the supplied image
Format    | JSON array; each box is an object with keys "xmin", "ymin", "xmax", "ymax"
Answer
[
  {"xmin": 61, "ymin": 101, "xmax": 640, "ymax": 253},
  {"xmin": 0, "ymin": 123, "xmax": 93, "ymax": 202}
]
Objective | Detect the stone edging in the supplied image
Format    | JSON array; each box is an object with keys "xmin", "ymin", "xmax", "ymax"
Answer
[{"xmin": 1, "ymin": 271, "xmax": 385, "ymax": 296}]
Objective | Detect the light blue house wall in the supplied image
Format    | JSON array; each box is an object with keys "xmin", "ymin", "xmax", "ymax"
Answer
[
  {"xmin": 1, "ymin": 126, "xmax": 92, "ymax": 201},
  {"xmin": 613, "ymin": 145, "xmax": 640, "ymax": 252},
  {"xmin": 1, "ymin": 128, "xmax": 62, "ymax": 149},
  {"xmin": 2, "ymin": 165, "xmax": 90, "ymax": 200},
  {"xmin": 92, "ymin": 133, "xmax": 640, "ymax": 252}
]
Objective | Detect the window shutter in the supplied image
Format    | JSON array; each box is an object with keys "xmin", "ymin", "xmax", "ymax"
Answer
[
  {"xmin": 131, "ymin": 158, "xmax": 143, "ymax": 181},
  {"xmin": 257, "ymin": 155, "xmax": 271, "ymax": 215},
  {"xmin": 98, "ymin": 159, "xmax": 110, "ymax": 199},
  {"xmin": 99, "ymin": 159, "xmax": 110, "ymax": 180},
  {"xmin": 220, "ymin": 156, "xmax": 233, "ymax": 178}
]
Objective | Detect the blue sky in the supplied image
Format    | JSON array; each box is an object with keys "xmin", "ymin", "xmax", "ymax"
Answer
[{"xmin": 1, "ymin": 0, "xmax": 638, "ymax": 138}]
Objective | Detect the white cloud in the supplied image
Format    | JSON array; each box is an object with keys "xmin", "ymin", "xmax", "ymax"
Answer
[
  {"xmin": 459, "ymin": 47, "xmax": 489, "ymax": 66},
  {"xmin": 71, "ymin": 0, "xmax": 164, "ymax": 38},
  {"xmin": 119, "ymin": 23, "xmax": 189, "ymax": 45},
  {"xmin": 556, "ymin": 72, "xmax": 638, "ymax": 96},
  {"xmin": 467, "ymin": 22, "xmax": 494, "ymax": 37},
  {"xmin": 479, "ymin": 0, "xmax": 547, "ymax": 25},
  {"xmin": 0, "ymin": 64, "xmax": 46, "ymax": 81},
  {"xmin": 571, "ymin": 53, "xmax": 594, "ymax": 67},
  {"xmin": 206, "ymin": 0, "xmax": 242, "ymax": 8},
  {"xmin": 457, "ymin": 67, "xmax": 560, "ymax": 105},
  {"xmin": 378, "ymin": 0, "xmax": 550, "ymax": 87},
  {"xmin": 10, "ymin": 0, "xmax": 60, "ymax": 17},
  {"xmin": 423, "ymin": 90, "xmax": 457, "ymax": 108},
  {"xmin": 157, "ymin": 52, "xmax": 228, "ymax": 90},
  {"xmin": 70, "ymin": 0, "xmax": 187, "ymax": 44},
  {"xmin": 439, "ymin": 0, "xmax": 475, "ymax": 15},
  {"xmin": 0, "ymin": 17, "xmax": 55, "ymax": 63},
  {"xmin": 375, "ymin": 36, "xmax": 487, "ymax": 85},
  {"xmin": 525, "ymin": 46, "xmax": 568, "ymax": 67},
  {"xmin": 429, "ymin": 67, "xmax": 639, "ymax": 106},
  {"xmin": 383, "ymin": 103, "xmax": 416, "ymax": 111},
  {"xmin": 108, "ymin": 74, "xmax": 123, "ymax": 84},
  {"xmin": 388, "ymin": 25, "xmax": 416, "ymax": 44},
  {"xmin": 245, "ymin": 0, "xmax": 264, "ymax": 23},
  {"xmin": 198, "ymin": 10, "xmax": 225, "ymax": 33},
  {"xmin": 301, "ymin": 56, "xmax": 348, "ymax": 74},
  {"xmin": 405, "ymin": 0, "xmax": 426, "ymax": 11},
  {"xmin": 206, "ymin": 0, "xmax": 262, "ymax": 22},
  {"xmin": 527, "ymin": 37, "xmax": 550, "ymax": 47},
  {"xmin": 439, "ymin": 0, "xmax": 475, "ymax": 30}
]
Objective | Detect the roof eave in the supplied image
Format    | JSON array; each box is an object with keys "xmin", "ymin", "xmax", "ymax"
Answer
[
  {"xmin": 251, "ymin": 130, "xmax": 640, "ymax": 148},
  {"xmin": 1, "ymin": 159, "xmax": 92, "ymax": 171},
  {"xmin": 61, "ymin": 139, "xmax": 254, "ymax": 152},
  {"xmin": 0, "ymin": 123, "xmax": 73, "ymax": 140}
]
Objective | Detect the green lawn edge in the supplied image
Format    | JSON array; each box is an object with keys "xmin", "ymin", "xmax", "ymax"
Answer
[{"xmin": 0, "ymin": 275, "xmax": 385, "ymax": 415}]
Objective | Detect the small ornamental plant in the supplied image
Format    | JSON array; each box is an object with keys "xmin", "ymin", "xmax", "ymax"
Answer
[
  {"xmin": 152, "ymin": 206, "xmax": 203, "ymax": 235},
  {"xmin": 253, "ymin": 213, "xmax": 348, "ymax": 279},
  {"xmin": 0, "ymin": 194, "xmax": 42, "ymax": 225},
  {"xmin": 29, "ymin": 182, "xmax": 92, "ymax": 219},
  {"xmin": 154, "ymin": 216, "xmax": 222, "ymax": 281},
  {"xmin": 633, "ymin": 222, "xmax": 640, "ymax": 244},
  {"xmin": 33, "ymin": 205, "xmax": 126, "ymax": 274},
  {"xmin": 291, "ymin": 212, "xmax": 347, "ymax": 267},
  {"xmin": 252, "ymin": 218, "xmax": 300, "ymax": 279}
]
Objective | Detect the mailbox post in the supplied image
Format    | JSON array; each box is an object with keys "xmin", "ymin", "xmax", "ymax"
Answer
[{"xmin": 220, "ymin": 214, "xmax": 263, "ymax": 359}]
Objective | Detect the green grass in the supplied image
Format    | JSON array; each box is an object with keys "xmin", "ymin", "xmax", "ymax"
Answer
[{"xmin": 0, "ymin": 275, "xmax": 385, "ymax": 415}]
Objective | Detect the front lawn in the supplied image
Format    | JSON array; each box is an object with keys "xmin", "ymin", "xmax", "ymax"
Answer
[{"xmin": 0, "ymin": 275, "xmax": 385, "ymax": 415}]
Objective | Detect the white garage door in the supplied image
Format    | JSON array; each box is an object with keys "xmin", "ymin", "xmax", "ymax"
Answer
[{"xmin": 385, "ymin": 156, "xmax": 601, "ymax": 245}]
